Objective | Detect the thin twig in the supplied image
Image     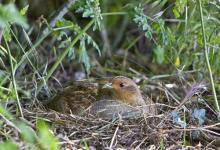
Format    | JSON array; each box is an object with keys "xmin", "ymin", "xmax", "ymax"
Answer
[{"xmin": 109, "ymin": 125, "xmax": 119, "ymax": 148}]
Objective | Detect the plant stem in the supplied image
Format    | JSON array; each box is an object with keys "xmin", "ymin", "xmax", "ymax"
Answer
[
  {"xmin": 4, "ymin": 37, "xmax": 24, "ymax": 118},
  {"xmin": 36, "ymin": 19, "xmax": 95, "ymax": 94},
  {"xmin": 198, "ymin": 0, "xmax": 219, "ymax": 112}
]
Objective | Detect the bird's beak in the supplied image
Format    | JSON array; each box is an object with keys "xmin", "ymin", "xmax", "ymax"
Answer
[{"xmin": 102, "ymin": 83, "xmax": 112, "ymax": 89}]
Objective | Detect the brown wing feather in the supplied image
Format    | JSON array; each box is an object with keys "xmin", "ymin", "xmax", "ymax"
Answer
[{"xmin": 47, "ymin": 81, "xmax": 99, "ymax": 114}]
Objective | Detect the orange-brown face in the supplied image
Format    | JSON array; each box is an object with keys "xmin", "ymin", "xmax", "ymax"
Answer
[{"xmin": 110, "ymin": 76, "xmax": 143, "ymax": 105}]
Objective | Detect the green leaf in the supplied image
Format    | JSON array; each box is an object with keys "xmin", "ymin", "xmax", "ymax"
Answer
[
  {"xmin": 153, "ymin": 45, "xmax": 165, "ymax": 64},
  {"xmin": 133, "ymin": 4, "xmax": 153, "ymax": 39},
  {"xmin": 0, "ymin": 141, "xmax": 18, "ymax": 150},
  {"xmin": 37, "ymin": 119, "xmax": 59, "ymax": 150},
  {"xmin": 0, "ymin": 104, "xmax": 14, "ymax": 120},
  {"xmin": 173, "ymin": 0, "xmax": 187, "ymax": 18},
  {"xmin": 85, "ymin": 34, "xmax": 101, "ymax": 56},
  {"xmin": 172, "ymin": 7, "xmax": 180, "ymax": 18},
  {"xmin": 56, "ymin": 20, "xmax": 74, "ymax": 28},
  {"xmin": 56, "ymin": 19, "xmax": 100, "ymax": 73},
  {"xmin": 0, "ymin": 4, "xmax": 28, "ymax": 28},
  {"xmin": 20, "ymin": 5, "xmax": 29, "ymax": 16},
  {"xmin": 17, "ymin": 121, "xmax": 37, "ymax": 144},
  {"xmin": 3, "ymin": 25, "xmax": 12, "ymax": 42},
  {"xmin": 80, "ymin": 140, "xmax": 89, "ymax": 150},
  {"xmin": 76, "ymin": 0, "xmax": 102, "ymax": 30},
  {"xmin": 78, "ymin": 39, "xmax": 90, "ymax": 73}
]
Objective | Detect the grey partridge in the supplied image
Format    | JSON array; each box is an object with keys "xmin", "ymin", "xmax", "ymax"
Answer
[{"xmin": 47, "ymin": 76, "xmax": 157, "ymax": 118}]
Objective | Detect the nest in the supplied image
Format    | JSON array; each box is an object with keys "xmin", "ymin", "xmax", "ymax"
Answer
[
  {"xmin": 1, "ymin": 101, "xmax": 219, "ymax": 150},
  {"xmin": 1, "ymin": 82, "xmax": 220, "ymax": 149}
]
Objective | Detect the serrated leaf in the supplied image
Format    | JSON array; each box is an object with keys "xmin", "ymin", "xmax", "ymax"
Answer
[
  {"xmin": 85, "ymin": 34, "xmax": 101, "ymax": 56},
  {"xmin": 78, "ymin": 40, "xmax": 90, "ymax": 73},
  {"xmin": 75, "ymin": 0, "xmax": 102, "ymax": 30},
  {"xmin": 133, "ymin": 5, "xmax": 152, "ymax": 40},
  {"xmin": 68, "ymin": 47, "xmax": 75, "ymax": 60}
]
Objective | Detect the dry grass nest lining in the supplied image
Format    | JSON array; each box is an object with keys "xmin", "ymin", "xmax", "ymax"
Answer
[
  {"xmin": 1, "ymin": 102, "xmax": 220, "ymax": 149},
  {"xmin": 22, "ymin": 107, "xmax": 180, "ymax": 149}
]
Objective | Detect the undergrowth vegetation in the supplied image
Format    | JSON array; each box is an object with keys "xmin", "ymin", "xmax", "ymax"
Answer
[{"xmin": 0, "ymin": 0, "xmax": 220, "ymax": 149}]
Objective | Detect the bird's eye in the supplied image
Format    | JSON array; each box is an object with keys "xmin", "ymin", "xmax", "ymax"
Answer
[{"xmin": 119, "ymin": 83, "xmax": 124, "ymax": 87}]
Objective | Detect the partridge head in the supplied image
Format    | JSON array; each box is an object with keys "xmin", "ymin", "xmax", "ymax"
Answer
[{"xmin": 104, "ymin": 76, "xmax": 146, "ymax": 106}]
